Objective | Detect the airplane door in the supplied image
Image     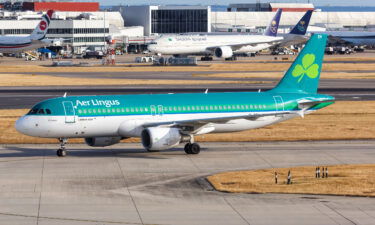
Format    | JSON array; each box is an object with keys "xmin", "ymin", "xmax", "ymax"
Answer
[
  {"xmin": 150, "ymin": 105, "xmax": 156, "ymax": 116},
  {"xmin": 273, "ymin": 96, "xmax": 284, "ymax": 116},
  {"xmin": 157, "ymin": 105, "xmax": 164, "ymax": 116},
  {"xmin": 63, "ymin": 101, "xmax": 76, "ymax": 123}
]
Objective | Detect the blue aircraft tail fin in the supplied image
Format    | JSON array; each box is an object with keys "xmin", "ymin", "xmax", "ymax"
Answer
[
  {"xmin": 269, "ymin": 34, "xmax": 328, "ymax": 94},
  {"xmin": 264, "ymin": 9, "xmax": 282, "ymax": 37},
  {"xmin": 289, "ymin": 10, "xmax": 313, "ymax": 35}
]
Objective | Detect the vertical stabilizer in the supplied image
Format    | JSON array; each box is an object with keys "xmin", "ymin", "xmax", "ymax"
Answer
[
  {"xmin": 289, "ymin": 10, "xmax": 313, "ymax": 35},
  {"xmin": 270, "ymin": 34, "xmax": 327, "ymax": 94},
  {"xmin": 264, "ymin": 9, "xmax": 282, "ymax": 37},
  {"xmin": 30, "ymin": 10, "xmax": 54, "ymax": 41}
]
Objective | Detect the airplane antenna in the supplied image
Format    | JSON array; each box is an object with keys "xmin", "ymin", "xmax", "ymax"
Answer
[
  {"xmin": 63, "ymin": 92, "xmax": 67, "ymax": 98},
  {"xmin": 205, "ymin": 89, "xmax": 208, "ymax": 94}
]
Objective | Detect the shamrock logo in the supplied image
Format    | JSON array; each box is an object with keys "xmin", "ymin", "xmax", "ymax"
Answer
[{"xmin": 292, "ymin": 54, "xmax": 319, "ymax": 83}]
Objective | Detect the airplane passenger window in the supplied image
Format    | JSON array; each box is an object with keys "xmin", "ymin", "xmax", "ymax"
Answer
[
  {"xmin": 93, "ymin": 109, "xmax": 97, "ymax": 113},
  {"xmin": 245, "ymin": 105, "xmax": 248, "ymax": 109},
  {"xmin": 121, "ymin": 108, "xmax": 125, "ymax": 112},
  {"xmin": 46, "ymin": 109, "xmax": 51, "ymax": 114},
  {"xmin": 140, "ymin": 108, "xmax": 143, "ymax": 112},
  {"xmin": 192, "ymin": 106, "xmax": 195, "ymax": 110},
  {"xmin": 98, "ymin": 109, "xmax": 101, "ymax": 113},
  {"xmin": 78, "ymin": 110, "xmax": 82, "ymax": 114},
  {"xmin": 117, "ymin": 109, "xmax": 121, "ymax": 113},
  {"xmin": 126, "ymin": 108, "xmax": 129, "ymax": 112},
  {"xmin": 145, "ymin": 108, "xmax": 148, "ymax": 112},
  {"xmin": 223, "ymin": 106, "xmax": 227, "ymax": 110},
  {"xmin": 187, "ymin": 106, "xmax": 190, "ymax": 110}
]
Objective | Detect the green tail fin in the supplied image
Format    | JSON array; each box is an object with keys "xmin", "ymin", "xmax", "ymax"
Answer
[{"xmin": 270, "ymin": 34, "xmax": 328, "ymax": 94}]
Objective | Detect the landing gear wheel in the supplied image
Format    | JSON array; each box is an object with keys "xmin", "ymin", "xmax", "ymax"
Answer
[
  {"xmin": 57, "ymin": 138, "xmax": 68, "ymax": 157},
  {"xmin": 184, "ymin": 143, "xmax": 192, "ymax": 154},
  {"xmin": 190, "ymin": 143, "xmax": 200, "ymax": 154},
  {"xmin": 57, "ymin": 149, "xmax": 67, "ymax": 157}
]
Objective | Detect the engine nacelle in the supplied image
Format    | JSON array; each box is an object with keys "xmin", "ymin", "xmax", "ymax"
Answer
[
  {"xmin": 214, "ymin": 46, "xmax": 233, "ymax": 58},
  {"xmin": 85, "ymin": 137, "xmax": 122, "ymax": 147},
  {"xmin": 141, "ymin": 127, "xmax": 182, "ymax": 151}
]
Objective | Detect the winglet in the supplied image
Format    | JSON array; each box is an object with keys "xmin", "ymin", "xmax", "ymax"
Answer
[{"xmin": 264, "ymin": 9, "xmax": 282, "ymax": 37}]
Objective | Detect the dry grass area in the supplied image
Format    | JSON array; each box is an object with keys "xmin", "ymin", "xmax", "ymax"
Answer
[
  {"xmin": 0, "ymin": 62, "xmax": 375, "ymax": 74},
  {"xmin": 194, "ymin": 72, "xmax": 375, "ymax": 79},
  {"xmin": 1, "ymin": 101, "xmax": 375, "ymax": 144},
  {"xmin": 0, "ymin": 73, "xmax": 266, "ymax": 86},
  {"xmin": 207, "ymin": 164, "xmax": 375, "ymax": 197}
]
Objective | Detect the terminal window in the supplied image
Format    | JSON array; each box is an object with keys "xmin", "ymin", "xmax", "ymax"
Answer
[{"xmin": 151, "ymin": 9, "xmax": 208, "ymax": 34}]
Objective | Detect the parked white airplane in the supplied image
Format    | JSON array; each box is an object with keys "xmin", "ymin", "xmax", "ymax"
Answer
[
  {"xmin": 147, "ymin": 9, "xmax": 283, "ymax": 60},
  {"xmin": 0, "ymin": 10, "xmax": 54, "ymax": 53},
  {"xmin": 148, "ymin": 9, "xmax": 314, "ymax": 59}
]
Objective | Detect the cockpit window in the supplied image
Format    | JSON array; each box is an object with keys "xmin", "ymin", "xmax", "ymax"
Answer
[{"xmin": 28, "ymin": 108, "xmax": 51, "ymax": 115}]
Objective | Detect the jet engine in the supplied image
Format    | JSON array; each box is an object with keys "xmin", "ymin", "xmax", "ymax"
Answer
[
  {"xmin": 85, "ymin": 137, "xmax": 122, "ymax": 147},
  {"xmin": 214, "ymin": 46, "xmax": 233, "ymax": 58},
  {"xmin": 141, "ymin": 127, "xmax": 184, "ymax": 151}
]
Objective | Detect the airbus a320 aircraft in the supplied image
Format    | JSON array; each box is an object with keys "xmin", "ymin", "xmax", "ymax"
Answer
[
  {"xmin": 16, "ymin": 34, "xmax": 334, "ymax": 157},
  {"xmin": 0, "ymin": 10, "xmax": 54, "ymax": 53}
]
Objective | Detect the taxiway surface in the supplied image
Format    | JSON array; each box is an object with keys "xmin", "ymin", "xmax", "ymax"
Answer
[{"xmin": 0, "ymin": 141, "xmax": 374, "ymax": 225}]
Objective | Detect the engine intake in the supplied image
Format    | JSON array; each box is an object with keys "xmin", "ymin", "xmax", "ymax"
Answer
[
  {"xmin": 141, "ymin": 127, "xmax": 185, "ymax": 151},
  {"xmin": 85, "ymin": 137, "xmax": 122, "ymax": 147},
  {"xmin": 214, "ymin": 46, "xmax": 233, "ymax": 58}
]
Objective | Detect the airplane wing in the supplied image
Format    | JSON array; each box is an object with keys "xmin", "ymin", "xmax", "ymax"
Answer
[{"xmin": 142, "ymin": 110, "xmax": 296, "ymax": 134}]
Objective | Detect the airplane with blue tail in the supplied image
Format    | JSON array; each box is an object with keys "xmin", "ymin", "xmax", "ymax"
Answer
[{"xmin": 15, "ymin": 34, "xmax": 334, "ymax": 157}]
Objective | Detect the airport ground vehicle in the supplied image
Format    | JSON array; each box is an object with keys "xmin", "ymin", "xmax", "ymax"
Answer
[{"xmin": 83, "ymin": 50, "xmax": 104, "ymax": 59}]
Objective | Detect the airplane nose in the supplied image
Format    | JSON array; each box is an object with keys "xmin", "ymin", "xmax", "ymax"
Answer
[
  {"xmin": 15, "ymin": 116, "xmax": 34, "ymax": 136},
  {"xmin": 15, "ymin": 116, "xmax": 26, "ymax": 134}
]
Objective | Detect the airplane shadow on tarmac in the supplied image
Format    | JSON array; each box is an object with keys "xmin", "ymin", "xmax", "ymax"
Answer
[{"xmin": 0, "ymin": 145, "xmax": 197, "ymax": 159}]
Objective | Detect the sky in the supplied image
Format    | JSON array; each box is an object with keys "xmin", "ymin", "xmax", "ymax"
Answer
[{"xmin": 97, "ymin": 0, "xmax": 375, "ymax": 7}]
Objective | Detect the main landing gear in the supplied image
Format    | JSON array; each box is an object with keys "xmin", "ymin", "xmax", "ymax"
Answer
[
  {"xmin": 57, "ymin": 138, "xmax": 68, "ymax": 157},
  {"xmin": 184, "ymin": 143, "xmax": 201, "ymax": 154}
]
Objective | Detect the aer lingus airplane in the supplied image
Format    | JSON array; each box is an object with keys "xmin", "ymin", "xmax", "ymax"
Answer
[
  {"xmin": 0, "ymin": 10, "xmax": 54, "ymax": 53},
  {"xmin": 16, "ymin": 34, "xmax": 334, "ymax": 157}
]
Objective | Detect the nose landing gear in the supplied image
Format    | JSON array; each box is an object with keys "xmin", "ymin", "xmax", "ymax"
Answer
[{"xmin": 57, "ymin": 138, "xmax": 68, "ymax": 157}]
